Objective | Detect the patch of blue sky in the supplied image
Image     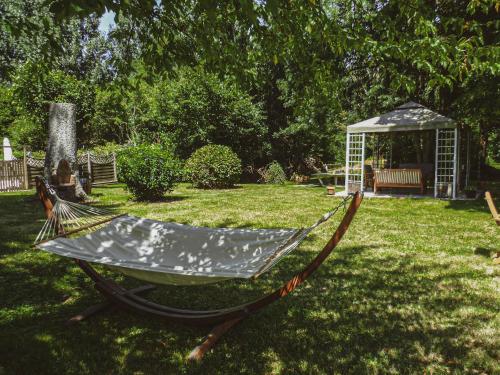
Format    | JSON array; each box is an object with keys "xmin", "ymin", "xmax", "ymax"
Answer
[{"xmin": 98, "ymin": 10, "xmax": 115, "ymax": 35}]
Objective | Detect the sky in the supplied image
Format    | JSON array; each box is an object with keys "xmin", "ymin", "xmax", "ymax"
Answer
[
  {"xmin": 98, "ymin": 0, "xmax": 162, "ymax": 34},
  {"xmin": 98, "ymin": 11, "xmax": 116, "ymax": 35}
]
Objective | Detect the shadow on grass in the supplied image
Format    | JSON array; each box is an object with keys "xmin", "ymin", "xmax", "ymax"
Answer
[
  {"xmin": 1, "ymin": 190, "xmax": 498, "ymax": 374},
  {"xmin": 2, "ymin": 240, "xmax": 498, "ymax": 374},
  {"xmin": 127, "ymin": 195, "xmax": 188, "ymax": 204},
  {"xmin": 474, "ymin": 247, "xmax": 496, "ymax": 258},
  {"xmin": 444, "ymin": 198, "xmax": 492, "ymax": 214},
  {"xmin": 88, "ymin": 192, "xmax": 104, "ymax": 197},
  {"xmin": 90, "ymin": 183, "xmax": 123, "ymax": 189},
  {"xmin": 184, "ymin": 184, "xmax": 244, "ymax": 191}
]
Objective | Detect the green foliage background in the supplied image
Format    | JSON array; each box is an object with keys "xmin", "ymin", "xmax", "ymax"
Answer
[{"xmin": 0, "ymin": 0, "xmax": 498, "ymax": 176}]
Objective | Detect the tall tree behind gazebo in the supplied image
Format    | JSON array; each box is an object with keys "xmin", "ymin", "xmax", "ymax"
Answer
[{"xmin": 44, "ymin": 103, "xmax": 87, "ymax": 200}]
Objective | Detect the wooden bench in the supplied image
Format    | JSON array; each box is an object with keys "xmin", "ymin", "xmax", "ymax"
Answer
[
  {"xmin": 374, "ymin": 168, "xmax": 424, "ymax": 194},
  {"xmin": 485, "ymin": 191, "xmax": 500, "ymax": 226}
]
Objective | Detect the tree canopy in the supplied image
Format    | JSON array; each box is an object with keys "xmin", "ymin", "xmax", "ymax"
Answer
[{"xmin": 0, "ymin": 0, "xmax": 498, "ymax": 175}]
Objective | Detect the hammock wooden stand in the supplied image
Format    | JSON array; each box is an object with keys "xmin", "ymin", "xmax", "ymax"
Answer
[{"xmin": 35, "ymin": 178, "xmax": 362, "ymax": 361}]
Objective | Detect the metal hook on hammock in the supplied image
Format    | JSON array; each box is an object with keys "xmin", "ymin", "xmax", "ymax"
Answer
[
  {"xmin": 342, "ymin": 195, "xmax": 348, "ymax": 212},
  {"xmin": 41, "ymin": 177, "xmax": 58, "ymax": 199}
]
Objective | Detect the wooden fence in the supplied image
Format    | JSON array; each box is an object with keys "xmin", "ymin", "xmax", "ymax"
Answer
[
  {"xmin": 78, "ymin": 153, "xmax": 118, "ymax": 186},
  {"xmin": 0, "ymin": 151, "xmax": 117, "ymax": 192},
  {"xmin": 0, "ymin": 159, "xmax": 29, "ymax": 192}
]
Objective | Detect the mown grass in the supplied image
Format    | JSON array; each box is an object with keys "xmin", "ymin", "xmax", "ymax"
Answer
[{"xmin": 0, "ymin": 183, "xmax": 498, "ymax": 374}]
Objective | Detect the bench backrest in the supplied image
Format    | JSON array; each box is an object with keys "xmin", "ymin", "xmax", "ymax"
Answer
[
  {"xmin": 324, "ymin": 163, "xmax": 343, "ymax": 173},
  {"xmin": 374, "ymin": 169, "xmax": 422, "ymax": 185}
]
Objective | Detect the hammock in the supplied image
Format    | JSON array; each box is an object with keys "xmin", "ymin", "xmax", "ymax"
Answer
[
  {"xmin": 35, "ymin": 181, "xmax": 346, "ymax": 286},
  {"xmin": 33, "ymin": 177, "xmax": 362, "ymax": 361}
]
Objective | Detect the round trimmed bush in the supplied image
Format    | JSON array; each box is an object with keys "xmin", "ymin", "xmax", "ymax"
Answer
[
  {"xmin": 117, "ymin": 144, "xmax": 183, "ymax": 201},
  {"xmin": 186, "ymin": 145, "xmax": 241, "ymax": 189},
  {"xmin": 261, "ymin": 161, "xmax": 287, "ymax": 184}
]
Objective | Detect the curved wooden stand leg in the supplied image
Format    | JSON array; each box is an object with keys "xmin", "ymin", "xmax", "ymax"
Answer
[
  {"xmin": 67, "ymin": 284, "xmax": 156, "ymax": 325},
  {"xmin": 187, "ymin": 318, "xmax": 243, "ymax": 362},
  {"xmin": 67, "ymin": 300, "xmax": 115, "ymax": 325}
]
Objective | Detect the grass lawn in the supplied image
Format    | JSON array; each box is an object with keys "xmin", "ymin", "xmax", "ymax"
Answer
[{"xmin": 0, "ymin": 183, "xmax": 498, "ymax": 374}]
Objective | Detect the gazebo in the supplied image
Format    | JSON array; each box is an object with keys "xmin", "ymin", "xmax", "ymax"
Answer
[{"xmin": 345, "ymin": 102, "xmax": 467, "ymax": 199}]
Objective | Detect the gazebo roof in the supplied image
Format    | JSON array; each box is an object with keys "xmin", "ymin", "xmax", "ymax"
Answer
[{"xmin": 347, "ymin": 102, "xmax": 455, "ymax": 133}]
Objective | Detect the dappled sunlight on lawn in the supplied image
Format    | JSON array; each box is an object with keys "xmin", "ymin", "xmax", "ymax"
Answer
[{"xmin": 0, "ymin": 184, "xmax": 498, "ymax": 374}]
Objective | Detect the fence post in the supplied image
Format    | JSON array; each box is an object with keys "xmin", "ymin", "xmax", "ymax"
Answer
[
  {"xmin": 87, "ymin": 151, "xmax": 92, "ymax": 182},
  {"xmin": 23, "ymin": 146, "xmax": 29, "ymax": 189},
  {"xmin": 112, "ymin": 152, "xmax": 117, "ymax": 182}
]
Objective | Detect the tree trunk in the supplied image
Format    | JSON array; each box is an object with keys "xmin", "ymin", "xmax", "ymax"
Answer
[
  {"xmin": 422, "ymin": 131, "xmax": 432, "ymax": 163},
  {"xmin": 412, "ymin": 133, "xmax": 423, "ymax": 164},
  {"xmin": 44, "ymin": 103, "xmax": 87, "ymax": 200},
  {"xmin": 477, "ymin": 123, "xmax": 489, "ymax": 183}
]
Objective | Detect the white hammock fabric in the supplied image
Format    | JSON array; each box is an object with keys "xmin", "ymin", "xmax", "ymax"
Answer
[
  {"xmin": 34, "ymin": 180, "xmax": 347, "ymax": 286},
  {"xmin": 36, "ymin": 214, "xmax": 330, "ymax": 285}
]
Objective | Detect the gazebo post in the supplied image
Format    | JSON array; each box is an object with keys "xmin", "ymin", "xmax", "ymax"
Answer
[
  {"xmin": 465, "ymin": 128, "xmax": 471, "ymax": 187},
  {"xmin": 434, "ymin": 129, "xmax": 439, "ymax": 198},
  {"xmin": 453, "ymin": 128, "xmax": 458, "ymax": 199},
  {"xmin": 345, "ymin": 133, "xmax": 350, "ymax": 194},
  {"xmin": 389, "ymin": 134, "xmax": 393, "ymax": 168},
  {"xmin": 374, "ymin": 134, "xmax": 382, "ymax": 169},
  {"xmin": 361, "ymin": 132, "xmax": 366, "ymax": 193}
]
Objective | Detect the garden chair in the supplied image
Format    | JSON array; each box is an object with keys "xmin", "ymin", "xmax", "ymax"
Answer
[
  {"xmin": 310, "ymin": 163, "xmax": 345, "ymax": 186},
  {"xmin": 485, "ymin": 191, "xmax": 500, "ymax": 226}
]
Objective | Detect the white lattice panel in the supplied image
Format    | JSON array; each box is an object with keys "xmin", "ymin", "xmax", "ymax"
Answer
[
  {"xmin": 435, "ymin": 128, "xmax": 457, "ymax": 198},
  {"xmin": 346, "ymin": 133, "xmax": 365, "ymax": 193}
]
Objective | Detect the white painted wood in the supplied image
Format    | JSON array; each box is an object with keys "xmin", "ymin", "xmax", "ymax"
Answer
[
  {"xmin": 3, "ymin": 138, "xmax": 13, "ymax": 161},
  {"xmin": 87, "ymin": 152, "xmax": 92, "ymax": 180},
  {"xmin": 453, "ymin": 128, "xmax": 458, "ymax": 199},
  {"xmin": 434, "ymin": 129, "xmax": 439, "ymax": 198},
  {"xmin": 360, "ymin": 133, "xmax": 366, "ymax": 193},
  {"xmin": 345, "ymin": 133, "xmax": 350, "ymax": 193}
]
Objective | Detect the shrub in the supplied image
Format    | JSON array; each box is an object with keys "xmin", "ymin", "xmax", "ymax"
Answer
[
  {"xmin": 79, "ymin": 142, "xmax": 125, "ymax": 156},
  {"xmin": 260, "ymin": 161, "xmax": 287, "ymax": 184},
  {"xmin": 116, "ymin": 144, "xmax": 183, "ymax": 201},
  {"xmin": 186, "ymin": 145, "xmax": 241, "ymax": 189}
]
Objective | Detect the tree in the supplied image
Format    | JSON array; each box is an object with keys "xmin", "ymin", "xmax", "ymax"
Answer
[
  {"xmin": 154, "ymin": 67, "xmax": 267, "ymax": 167},
  {"xmin": 2, "ymin": 0, "xmax": 499, "ymax": 175},
  {"xmin": 45, "ymin": 103, "xmax": 87, "ymax": 200},
  {"xmin": 10, "ymin": 63, "xmax": 96, "ymax": 149},
  {"xmin": 0, "ymin": 85, "xmax": 16, "ymax": 137}
]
